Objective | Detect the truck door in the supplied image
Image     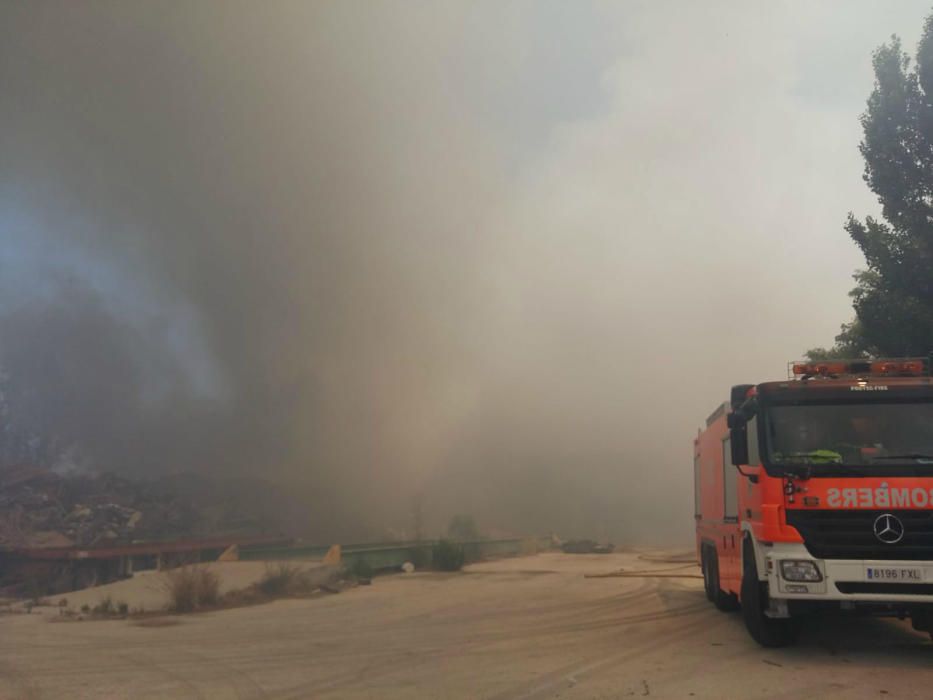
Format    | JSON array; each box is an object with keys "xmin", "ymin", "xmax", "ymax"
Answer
[{"xmin": 721, "ymin": 436, "xmax": 740, "ymax": 586}]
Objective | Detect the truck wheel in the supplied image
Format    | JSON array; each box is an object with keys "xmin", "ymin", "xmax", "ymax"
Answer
[
  {"xmin": 909, "ymin": 609, "xmax": 933, "ymax": 639},
  {"xmin": 741, "ymin": 539, "xmax": 796, "ymax": 647},
  {"xmin": 701, "ymin": 547, "xmax": 715, "ymax": 602},
  {"xmin": 710, "ymin": 551, "xmax": 740, "ymax": 612}
]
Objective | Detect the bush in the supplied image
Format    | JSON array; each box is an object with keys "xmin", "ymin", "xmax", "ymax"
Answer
[
  {"xmin": 347, "ymin": 557, "xmax": 374, "ymax": 580},
  {"xmin": 408, "ymin": 545, "xmax": 430, "ymax": 569},
  {"xmin": 221, "ymin": 586, "xmax": 265, "ymax": 607},
  {"xmin": 258, "ymin": 563, "xmax": 304, "ymax": 596},
  {"xmin": 561, "ymin": 539, "xmax": 597, "ymax": 554},
  {"xmin": 161, "ymin": 566, "xmax": 221, "ymax": 612},
  {"xmin": 89, "ymin": 597, "xmax": 129, "ymax": 617},
  {"xmin": 92, "ymin": 596, "xmax": 114, "ymax": 616},
  {"xmin": 432, "ymin": 539, "xmax": 465, "ymax": 571}
]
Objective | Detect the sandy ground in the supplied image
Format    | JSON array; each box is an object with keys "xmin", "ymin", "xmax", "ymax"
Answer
[
  {"xmin": 27, "ymin": 560, "xmax": 326, "ymax": 614},
  {"xmin": 0, "ymin": 549, "xmax": 931, "ymax": 699}
]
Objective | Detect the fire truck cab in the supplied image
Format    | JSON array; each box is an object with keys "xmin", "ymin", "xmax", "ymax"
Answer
[{"xmin": 695, "ymin": 358, "xmax": 933, "ymax": 646}]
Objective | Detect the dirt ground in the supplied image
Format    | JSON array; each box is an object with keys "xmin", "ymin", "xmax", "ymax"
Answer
[
  {"xmin": 24, "ymin": 560, "xmax": 328, "ymax": 614},
  {"xmin": 1, "ymin": 549, "xmax": 931, "ymax": 699}
]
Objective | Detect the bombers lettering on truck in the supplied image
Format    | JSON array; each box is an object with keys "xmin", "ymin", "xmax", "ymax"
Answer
[{"xmin": 826, "ymin": 486, "xmax": 933, "ymax": 508}]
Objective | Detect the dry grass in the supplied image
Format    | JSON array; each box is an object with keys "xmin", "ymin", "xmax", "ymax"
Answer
[
  {"xmin": 257, "ymin": 562, "xmax": 306, "ymax": 596},
  {"xmin": 91, "ymin": 596, "xmax": 128, "ymax": 617},
  {"xmin": 49, "ymin": 562, "xmax": 348, "ymax": 624},
  {"xmin": 160, "ymin": 566, "xmax": 221, "ymax": 613},
  {"xmin": 220, "ymin": 585, "xmax": 267, "ymax": 607}
]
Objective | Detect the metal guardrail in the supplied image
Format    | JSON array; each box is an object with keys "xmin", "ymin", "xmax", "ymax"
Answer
[{"xmin": 240, "ymin": 536, "xmax": 553, "ymax": 571}]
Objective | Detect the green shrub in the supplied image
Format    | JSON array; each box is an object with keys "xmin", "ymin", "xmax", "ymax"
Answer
[
  {"xmin": 432, "ymin": 539, "xmax": 465, "ymax": 571},
  {"xmin": 348, "ymin": 557, "xmax": 374, "ymax": 580},
  {"xmin": 408, "ymin": 545, "xmax": 430, "ymax": 569}
]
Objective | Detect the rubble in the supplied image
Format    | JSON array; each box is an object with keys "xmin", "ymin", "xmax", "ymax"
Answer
[
  {"xmin": 0, "ymin": 465, "xmax": 203, "ymax": 549},
  {"xmin": 560, "ymin": 539, "xmax": 615, "ymax": 554},
  {"xmin": 0, "ymin": 466, "xmax": 296, "ymax": 598},
  {"xmin": 0, "ymin": 465, "xmax": 297, "ymax": 554}
]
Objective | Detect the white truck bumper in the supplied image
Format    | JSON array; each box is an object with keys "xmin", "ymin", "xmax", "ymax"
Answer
[{"xmin": 765, "ymin": 542, "xmax": 933, "ymax": 604}]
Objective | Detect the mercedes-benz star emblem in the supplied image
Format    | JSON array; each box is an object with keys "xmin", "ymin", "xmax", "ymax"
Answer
[{"xmin": 873, "ymin": 513, "xmax": 905, "ymax": 544}]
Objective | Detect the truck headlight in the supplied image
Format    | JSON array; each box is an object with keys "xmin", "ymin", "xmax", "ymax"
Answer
[{"xmin": 780, "ymin": 560, "xmax": 822, "ymax": 582}]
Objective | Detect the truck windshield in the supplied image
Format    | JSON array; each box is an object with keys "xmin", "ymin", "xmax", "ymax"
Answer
[{"xmin": 766, "ymin": 402, "xmax": 933, "ymax": 468}]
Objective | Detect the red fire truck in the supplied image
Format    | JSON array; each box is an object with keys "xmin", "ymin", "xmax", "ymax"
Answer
[{"xmin": 695, "ymin": 358, "xmax": 933, "ymax": 646}]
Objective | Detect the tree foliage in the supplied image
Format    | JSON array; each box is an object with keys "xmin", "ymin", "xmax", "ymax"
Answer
[
  {"xmin": 431, "ymin": 539, "xmax": 465, "ymax": 571},
  {"xmin": 811, "ymin": 19, "xmax": 933, "ymax": 358},
  {"xmin": 805, "ymin": 318, "xmax": 875, "ymax": 361},
  {"xmin": 446, "ymin": 514, "xmax": 479, "ymax": 542}
]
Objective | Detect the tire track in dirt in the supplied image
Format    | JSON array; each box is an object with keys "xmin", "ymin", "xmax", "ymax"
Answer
[
  {"xmin": 272, "ymin": 573, "xmax": 711, "ymax": 698},
  {"xmin": 486, "ymin": 606, "xmax": 731, "ymax": 700},
  {"xmin": 0, "ymin": 657, "xmax": 42, "ymax": 700},
  {"xmin": 113, "ymin": 651, "xmax": 207, "ymax": 699},
  {"xmin": 182, "ymin": 646, "xmax": 268, "ymax": 700}
]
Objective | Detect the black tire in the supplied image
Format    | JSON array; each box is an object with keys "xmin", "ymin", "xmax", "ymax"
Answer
[
  {"xmin": 710, "ymin": 551, "xmax": 740, "ymax": 612},
  {"xmin": 741, "ymin": 539, "xmax": 796, "ymax": 647},
  {"xmin": 701, "ymin": 547, "xmax": 715, "ymax": 602},
  {"xmin": 702, "ymin": 545, "xmax": 739, "ymax": 612},
  {"xmin": 909, "ymin": 609, "xmax": 933, "ymax": 639}
]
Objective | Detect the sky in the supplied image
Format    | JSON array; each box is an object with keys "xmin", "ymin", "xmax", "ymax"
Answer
[{"xmin": 0, "ymin": 1, "xmax": 930, "ymax": 544}]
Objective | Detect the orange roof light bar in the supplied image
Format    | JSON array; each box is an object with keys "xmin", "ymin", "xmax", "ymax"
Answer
[
  {"xmin": 790, "ymin": 357, "xmax": 929, "ymax": 379},
  {"xmin": 791, "ymin": 361, "xmax": 852, "ymax": 376},
  {"xmin": 869, "ymin": 359, "xmax": 927, "ymax": 376}
]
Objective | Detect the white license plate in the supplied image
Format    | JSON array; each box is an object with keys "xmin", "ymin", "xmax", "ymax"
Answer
[{"xmin": 865, "ymin": 566, "xmax": 924, "ymax": 582}]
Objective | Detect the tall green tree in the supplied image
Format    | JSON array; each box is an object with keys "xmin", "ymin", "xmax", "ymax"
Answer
[{"xmin": 811, "ymin": 17, "xmax": 933, "ymax": 359}]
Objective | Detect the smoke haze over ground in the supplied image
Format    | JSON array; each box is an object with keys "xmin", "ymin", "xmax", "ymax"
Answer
[{"xmin": 0, "ymin": 1, "xmax": 929, "ymax": 544}]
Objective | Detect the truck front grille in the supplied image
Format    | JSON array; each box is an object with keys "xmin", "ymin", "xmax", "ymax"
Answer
[{"xmin": 785, "ymin": 509, "xmax": 933, "ymax": 560}]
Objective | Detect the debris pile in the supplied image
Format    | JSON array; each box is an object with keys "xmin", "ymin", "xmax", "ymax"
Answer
[
  {"xmin": 0, "ymin": 465, "xmax": 202, "ymax": 549},
  {"xmin": 560, "ymin": 539, "xmax": 615, "ymax": 555},
  {"xmin": 0, "ymin": 465, "xmax": 310, "ymax": 555}
]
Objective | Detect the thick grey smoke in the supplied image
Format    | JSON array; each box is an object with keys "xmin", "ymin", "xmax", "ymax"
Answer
[
  {"xmin": 0, "ymin": 2, "xmax": 929, "ymax": 543},
  {"xmin": 0, "ymin": 2, "xmax": 511, "ymax": 540}
]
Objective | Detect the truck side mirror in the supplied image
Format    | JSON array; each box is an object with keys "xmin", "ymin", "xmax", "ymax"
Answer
[
  {"xmin": 731, "ymin": 428, "xmax": 749, "ymax": 466},
  {"xmin": 730, "ymin": 384, "xmax": 755, "ymax": 410},
  {"xmin": 729, "ymin": 414, "xmax": 749, "ymax": 466}
]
